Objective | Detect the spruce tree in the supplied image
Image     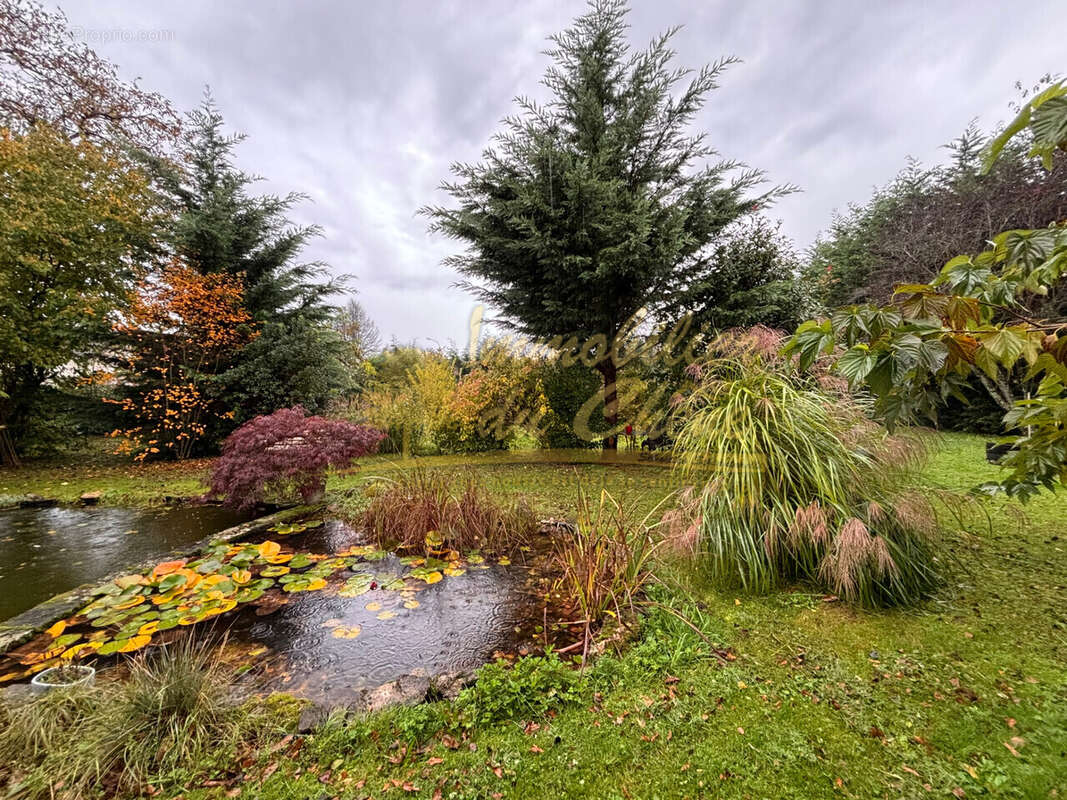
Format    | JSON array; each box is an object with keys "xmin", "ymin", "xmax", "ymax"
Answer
[
  {"xmin": 423, "ymin": 0, "xmax": 789, "ymax": 447},
  {"xmin": 151, "ymin": 98, "xmax": 350, "ymax": 429}
]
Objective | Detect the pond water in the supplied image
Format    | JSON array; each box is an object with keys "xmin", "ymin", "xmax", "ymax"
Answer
[
  {"xmin": 224, "ymin": 520, "xmax": 535, "ymax": 706},
  {"xmin": 0, "ymin": 505, "xmax": 251, "ymax": 621},
  {"xmin": 0, "ymin": 517, "xmax": 547, "ymax": 706}
]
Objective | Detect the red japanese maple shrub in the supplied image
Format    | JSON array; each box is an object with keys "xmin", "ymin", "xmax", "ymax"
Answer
[{"xmin": 209, "ymin": 406, "xmax": 384, "ymax": 510}]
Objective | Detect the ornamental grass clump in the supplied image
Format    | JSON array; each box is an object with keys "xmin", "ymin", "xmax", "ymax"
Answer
[
  {"xmin": 553, "ymin": 483, "xmax": 662, "ymax": 659},
  {"xmin": 360, "ymin": 468, "xmax": 537, "ymax": 555},
  {"xmin": 668, "ymin": 327, "xmax": 941, "ymax": 606},
  {"xmin": 0, "ymin": 637, "xmax": 278, "ymax": 798}
]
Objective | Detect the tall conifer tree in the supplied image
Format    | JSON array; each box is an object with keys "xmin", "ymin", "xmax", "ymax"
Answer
[{"xmin": 424, "ymin": 0, "xmax": 789, "ymax": 447}]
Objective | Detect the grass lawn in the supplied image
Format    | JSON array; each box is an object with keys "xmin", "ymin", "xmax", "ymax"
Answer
[{"xmin": 3, "ymin": 433, "xmax": 1066, "ymax": 798}]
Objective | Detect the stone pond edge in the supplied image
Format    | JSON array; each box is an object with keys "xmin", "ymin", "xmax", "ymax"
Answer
[{"xmin": 0, "ymin": 504, "xmax": 322, "ymax": 657}]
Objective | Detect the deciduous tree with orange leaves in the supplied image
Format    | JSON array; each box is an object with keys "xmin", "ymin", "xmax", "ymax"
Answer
[{"xmin": 108, "ymin": 263, "xmax": 257, "ymax": 460}]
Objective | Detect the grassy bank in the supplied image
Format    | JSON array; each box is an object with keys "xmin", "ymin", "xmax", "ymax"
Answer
[
  {"xmin": 201, "ymin": 435, "xmax": 1067, "ymax": 797},
  {"xmin": 3, "ymin": 434, "xmax": 1066, "ymax": 798}
]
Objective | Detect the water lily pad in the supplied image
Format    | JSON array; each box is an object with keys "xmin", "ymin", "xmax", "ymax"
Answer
[
  {"xmin": 261, "ymin": 565, "xmax": 290, "ymax": 577},
  {"xmin": 257, "ymin": 540, "xmax": 282, "ymax": 560},
  {"xmin": 157, "ymin": 573, "xmax": 188, "ymax": 593},
  {"xmin": 376, "ymin": 610, "xmax": 397, "ymax": 620},
  {"xmin": 282, "ymin": 576, "xmax": 326, "ymax": 593},
  {"xmin": 425, "ymin": 530, "xmax": 445, "ymax": 548},
  {"xmin": 443, "ymin": 566, "xmax": 466, "ymax": 577},
  {"xmin": 269, "ymin": 523, "xmax": 306, "ymax": 536},
  {"xmin": 45, "ymin": 619, "xmax": 66, "ymax": 638},
  {"xmin": 331, "ymin": 625, "xmax": 361, "ymax": 639},
  {"xmin": 364, "ymin": 601, "xmax": 382, "ymax": 612},
  {"xmin": 235, "ymin": 587, "xmax": 265, "ymax": 603},
  {"xmin": 151, "ymin": 560, "xmax": 186, "ymax": 580},
  {"xmin": 339, "ymin": 574, "xmax": 374, "ymax": 597},
  {"xmin": 62, "ymin": 641, "xmax": 101, "ymax": 660},
  {"xmin": 195, "ymin": 559, "xmax": 223, "ymax": 575},
  {"xmin": 410, "ymin": 567, "xmax": 443, "ymax": 585},
  {"xmin": 288, "ymin": 553, "xmax": 314, "ymax": 570}
]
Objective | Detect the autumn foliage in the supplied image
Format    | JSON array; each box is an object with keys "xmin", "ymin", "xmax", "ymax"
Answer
[
  {"xmin": 209, "ymin": 406, "xmax": 384, "ymax": 510},
  {"xmin": 108, "ymin": 263, "xmax": 256, "ymax": 460}
]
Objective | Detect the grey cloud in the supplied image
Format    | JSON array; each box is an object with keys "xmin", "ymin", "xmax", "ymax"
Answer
[{"xmin": 54, "ymin": 0, "xmax": 1067, "ymax": 345}]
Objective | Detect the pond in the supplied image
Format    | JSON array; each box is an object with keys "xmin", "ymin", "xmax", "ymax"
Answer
[
  {"xmin": 0, "ymin": 517, "xmax": 549, "ymax": 708},
  {"xmin": 0, "ymin": 505, "xmax": 252, "ymax": 622},
  {"xmin": 222, "ymin": 520, "xmax": 534, "ymax": 706}
]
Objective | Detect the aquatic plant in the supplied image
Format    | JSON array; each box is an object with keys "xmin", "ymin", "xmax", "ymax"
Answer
[
  {"xmin": 552, "ymin": 484, "xmax": 661, "ymax": 659},
  {"xmin": 360, "ymin": 468, "xmax": 536, "ymax": 555},
  {"xmin": 209, "ymin": 406, "xmax": 384, "ymax": 510}
]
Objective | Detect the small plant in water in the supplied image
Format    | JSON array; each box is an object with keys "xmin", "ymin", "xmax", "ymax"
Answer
[
  {"xmin": 360, "ymin": 467, "xmax": 536, "ymax": 555},
  {"xmin": 553, "ymin": 481, "xmax": 662, "ymax": 661}
]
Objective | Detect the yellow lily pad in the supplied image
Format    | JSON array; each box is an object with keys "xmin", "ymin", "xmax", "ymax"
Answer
[
  {"xmin": 331, "ymin": 625, "xmax": 362, "ymax": 639},
  {"xmin": 45, "ymin": 619, "xmax": 66, "ymax": 638},
  {"xmin": 118, "ymin": 635, "xmax": 152, "ymax": 653}
]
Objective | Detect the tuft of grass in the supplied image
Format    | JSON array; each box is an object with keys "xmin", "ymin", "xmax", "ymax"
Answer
[
  {"xmin": 111, "ymin": 635, "xmax": 231, "ymax": 785},
  {"xmin": 670, "ymin": 352, "xmax": 941, "ymax": 606},
  {"xmin": 0, "ymin": 636, "xmax": 283, "ymax": 798},
  {"xmin": 360, "ymin": 467, "xmax": 537, "ymax": 555},
  {"xmin": 553, "ymin": 482, "xmax": 663, "ymax": 659}
]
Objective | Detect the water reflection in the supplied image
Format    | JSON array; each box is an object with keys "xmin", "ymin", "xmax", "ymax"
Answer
[{"xmin": 0, "ymin": 506, "xmax": 250, "ymax": 621}]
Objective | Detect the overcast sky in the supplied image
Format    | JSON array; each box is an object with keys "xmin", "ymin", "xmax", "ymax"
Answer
[{"xmin": 53, "ymin": 0, "xmax": 1067, "ymax": 348}]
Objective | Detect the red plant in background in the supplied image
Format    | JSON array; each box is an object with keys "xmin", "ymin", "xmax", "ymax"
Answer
[{"xmin": 209, "ymin": 406, "xmax": 385, "ymax": 510}]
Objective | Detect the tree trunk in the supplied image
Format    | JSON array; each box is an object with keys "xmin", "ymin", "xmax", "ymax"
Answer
[
  {"xmin": 974, "ymin": 370, "xmax": 1016, "ymax": 413},
  {"xmin": 596, "ymin": 358, "xmax": 618, "ymax": 451},
  {"xmin": 0, "ymin": 425, "xmax": 19, "ymax": 468}
]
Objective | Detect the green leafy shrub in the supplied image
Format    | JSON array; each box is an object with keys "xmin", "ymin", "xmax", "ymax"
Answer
[
  {"xmin": 458, "ymin": 653, "xmax": 583, "ymax": 726},
  {"xmin": 668, "ymin": 328, "xmax": 942, "ymax": 606},
  {"xmin": 537, "ymin": 361, "xmax": 604, "ymax": 449}
]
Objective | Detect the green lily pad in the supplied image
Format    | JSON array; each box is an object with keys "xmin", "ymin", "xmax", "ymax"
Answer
[
  {"xmin": 157, "ymin": 573, "xmax": 188, "ymax": 592},
  {"xmin": 338, "ymin": 574, "xmax": 374, "ymax": 597},
  {"xmin": 235, "ymin": 587, "xmax": 265, "ymax": 603}
]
